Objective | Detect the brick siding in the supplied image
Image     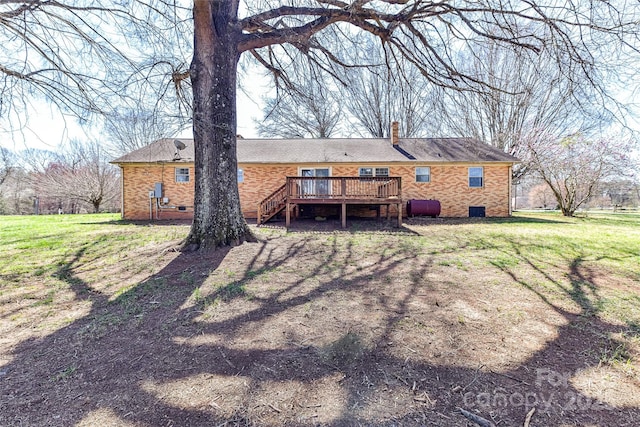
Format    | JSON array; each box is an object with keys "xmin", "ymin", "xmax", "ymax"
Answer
[
  {"xmin": 118, "ymin": 162, "xmax": 511, "ymax": 220},
  {"xmin": 239, "ymin": 165, "xmax": 297, "ymax": 218},
  {"xmin": 395, "ymin": 164, "xmax": 511, "ymax": 217},
  {"xmin": 120, "ymin": 164, "xmax": 195, "ymax": 220}
]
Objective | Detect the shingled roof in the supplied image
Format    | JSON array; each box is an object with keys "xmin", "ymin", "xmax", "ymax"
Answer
[{"xmin": 111, "ymin": 137, "xmax": 518, "ymax": 164}]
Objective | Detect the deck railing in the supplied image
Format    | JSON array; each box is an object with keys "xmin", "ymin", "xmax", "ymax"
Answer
[
  {"xmin": 286, "ymin": 176, "xmax": 401, "ymax": 200},
  {"xmin": 257, "ymin": 183, "xmax": 287, "ymax": 224}
]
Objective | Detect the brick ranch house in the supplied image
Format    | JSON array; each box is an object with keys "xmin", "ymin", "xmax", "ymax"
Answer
[{"xmin": 111, "ymin": 123, "xmax": 518, "ymax": 226}]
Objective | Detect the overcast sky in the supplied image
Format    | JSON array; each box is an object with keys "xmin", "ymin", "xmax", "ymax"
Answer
[
  {"xmin": 2, "ymin": 61, "xmax": 638, "ymax": 153},
  {"xmin": 1, "ymin": 87, "xmax": 265, "ymax": 152}
]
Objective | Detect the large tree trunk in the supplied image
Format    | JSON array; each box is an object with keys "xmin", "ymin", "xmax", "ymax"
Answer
[{"xmin": 184, "ymin": 0, "xmax": 251, "ymax": 250}]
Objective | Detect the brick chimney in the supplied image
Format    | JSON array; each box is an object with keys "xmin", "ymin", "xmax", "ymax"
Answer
[{"xmin": 391, "ymin": 121, "xmax": 399, "ymax": 146}]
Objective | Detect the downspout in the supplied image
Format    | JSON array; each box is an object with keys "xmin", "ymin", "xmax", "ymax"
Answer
[
  {"xmin": 508, "ymin": 165, "xmax": 513, "ymax": 216},
  {"xmin": 119, "ymin": 165, "xmax": 125, "ymax": 219}
]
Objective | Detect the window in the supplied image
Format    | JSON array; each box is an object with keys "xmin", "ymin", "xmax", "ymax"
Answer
[
  {"xmin": 175, "ymin": 168, "xmax": 190, "ymax": 183},
  {"xmin": 237, "ymin": 168, "xmax": 244, "ymax": 183},
  {"xmin": 300, "ymin": 168, "xmax": 330, "ymax": 195},
  {"xmin": 469, "ymin": 167, "xmax": 483, "ymax": 188},
  {"xmin": 359, "ymin": 167, "xmax": 373, "ymax": 177},
  {"xmin": 359, "ymin": 167, "xmax": 389, "ymax": 177},
  {"xmin": 375, "ymin": 167, "xmax": 389, "ymax": 177},
  {"xmin": 415, "ymin": 167, "xmax": 431, "ymax": 183}
]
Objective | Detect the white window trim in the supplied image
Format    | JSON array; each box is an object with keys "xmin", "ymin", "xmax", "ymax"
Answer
[
  {"xmin": 415, "ymin": 166, "xmax": 431, "ymax": 183},
  {"xmin": 469, "ymin": 166, "xmax": 484, "ymax": 188},
  {"xmin": 237, "ymin": 168, "xmax": 244, "ymax": 183},
  {"xmin": 175, "ymin": 167, "xmax": 190, "ymax": 183},
  {"xmin": 298, "ymin": 167, "xmax": 332, "ymax": 196},
  {"xmin": 358, "ymin": 166, "xmax": 389, "ymax": 177},
  {"xmin": 298, "ymin": 167, "xmax": 332, "ymax": 176}
]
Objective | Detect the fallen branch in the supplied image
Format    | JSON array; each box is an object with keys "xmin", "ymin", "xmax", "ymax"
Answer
[
  {"xmin": 458, "ymin": 407, "xmax": 495, "ymax": 427},
  {"xmin": 219, "ymin": 349, "xmax": 235, "ymax": 368},
  {"xmin": 489, "ymin": 369, "xmax": 531, "ymax": 386},
  {"xmin": 524, "ymin": 407, "xmax": 535, "ymax": 427},
  {"xmin": 268, "ymin": 403, "xmax": 281, "ymax": 413}
]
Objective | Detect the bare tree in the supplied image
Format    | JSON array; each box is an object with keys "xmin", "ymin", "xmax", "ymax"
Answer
[
  {"xmin": 0, "ymin": 147, "xmax": 14, "ymax": 213},
  {"xmin": 596, "ymin": 179, "xmax": 640, "ymax": 209},
  {"xmin": 256, "ymin": 42, "xmax": 437, "ymax": 139},
  {"xmin": 17, "ymin": 148, "xmax": 61, "ymax": 214},
  {"xmin": 2, "ymin": 3, "xmax": 123, "ymax": 122},
  {"xmin": 3, "ymin": 2, "xmax": 639, "ymax": 247},
  {"xmin": 432, "ymin": 37, "xmax": 613, "ymax": 180},
  {"xmin": 340, "ymin": 44, "xmax": 438, "ymax": 138},
  {"xmin": 0, "ymin": 166, "xmax": 31, "ymax": 215},
  {"xmin": 26, "ymin": 140, "xmax": 119, "ymax": 213},
  {"xmin": 256, "ymin": 64, "xmax": 342, "ymax": 138},
  {"xmin": 1, "ymin": 2, "xmax": 191, "ymax": 143},
  {"xmin": 103, "ymin": 106, "xmax": 189, "ymax": 155},
  {"xmin": 181, "ymin": 0, "xmax": 640, "ymax": 249},
  {"xmin": 0, "ymin": 147, "xmax": 12, "ymax": 188},
  {"xmin": 525, "ymin": 132, "xmax": 637, "ymax": 216},
  {"xmin": 65, "ymin": 140, "xmax": 120, "ymax": 213},
  {"xmin": 528, "ymin": 182, "xmax": 556, "ymax": 210},
  {"xmin": 1, "ymin": 1, "xmax": 192, "ymax": 216}
]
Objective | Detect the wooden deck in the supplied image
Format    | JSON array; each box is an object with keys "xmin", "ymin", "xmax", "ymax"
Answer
[{"xmin": 258, "ymin": 176, "xmax": 402, "ymax": 228}]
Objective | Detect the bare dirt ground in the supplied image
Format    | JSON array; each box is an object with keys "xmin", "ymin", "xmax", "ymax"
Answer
[{"xmin": 1, "ymin": 217, "xmax": 639, "ymax": 426}]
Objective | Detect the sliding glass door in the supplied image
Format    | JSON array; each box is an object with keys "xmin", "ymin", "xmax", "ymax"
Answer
[{"xmin": 300, "ymin": 168, "xmax": 330, "ymax": 196}]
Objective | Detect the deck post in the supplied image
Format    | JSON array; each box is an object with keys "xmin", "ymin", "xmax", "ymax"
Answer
[
  {"xmin": 281, "ymin": 176, "xmax": 401, "ymax": 228},
  {"xmin": 286, "ymin": 202, "xmax": 291, "ymax": 227}
]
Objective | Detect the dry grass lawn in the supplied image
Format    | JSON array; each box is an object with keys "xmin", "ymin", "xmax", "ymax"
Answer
[{"xmin": 0, "ymin": 212, "xmax": 639, "ymax": 426}]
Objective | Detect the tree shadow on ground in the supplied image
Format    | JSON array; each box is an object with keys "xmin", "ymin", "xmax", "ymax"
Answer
[
  {"xmin": 260, "ymin": 217, "xmax": 420, "ymax": 235},
  {"xmin": 104, "ymin": 219, "xmax": 194, "ymax": 227},
  {"xmin": 262, "ymin": 214, "xmax": 569, "ymax": 232},
  {"xmin": 1, "ymin": 230, "xmax": 638, "ymax": 426}
]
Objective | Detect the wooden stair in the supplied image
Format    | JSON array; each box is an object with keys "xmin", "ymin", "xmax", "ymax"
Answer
[{"xmin": 257, "ymin": 184, "xmax": 287, "ymax": 225}]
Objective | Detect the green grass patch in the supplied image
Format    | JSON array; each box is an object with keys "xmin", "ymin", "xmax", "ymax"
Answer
[
  {"xmin": 0, "ymin": 214, "xmax": 190, "ymax": 315},
  {"xmin": 1, "ymin": 211, "xmax": 639, "ymax": 426},
  {"xmin": 2, "ymin": 211, "xmax": 639, "ymax": 337}
]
